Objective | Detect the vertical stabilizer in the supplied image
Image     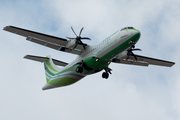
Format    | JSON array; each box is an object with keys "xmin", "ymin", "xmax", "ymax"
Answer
[{"xmin": 44, "ymin": 56, "xmax": 61, "ymax": 83}]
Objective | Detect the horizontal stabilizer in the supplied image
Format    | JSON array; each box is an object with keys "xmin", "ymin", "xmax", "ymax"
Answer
[{"xmin": 24, "ymin": 55, "xmax": 68, "ymax": 67}]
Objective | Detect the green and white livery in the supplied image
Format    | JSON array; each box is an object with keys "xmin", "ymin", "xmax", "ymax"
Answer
[
  {"xmin": 3, "ymin": 26, "xmax": 175, "ymax": 90},
  {"xmin": 43, "ymin": 56, "xmax": 85, "ymax": 89}
]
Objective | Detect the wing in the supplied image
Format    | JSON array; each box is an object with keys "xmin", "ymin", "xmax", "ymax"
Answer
[
  {"xmin": 112, "ymin": 54, "xmax": 175, "ymax": 67},
  {"xmin": 3, "ymin": 26, "xmax": 85, "ymax": 55}
]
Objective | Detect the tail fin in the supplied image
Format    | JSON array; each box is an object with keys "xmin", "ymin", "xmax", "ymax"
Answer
[
  {"xmin": 24, "ymin": 55, "xmax": 69, "ymax": 90},
  {"xmin": 44, "ymin": 56, "xmax": 61, "ymax": 83},
  {"xmin": 24, "ymin": 54, "xmax": 68, "ymax": 83}
]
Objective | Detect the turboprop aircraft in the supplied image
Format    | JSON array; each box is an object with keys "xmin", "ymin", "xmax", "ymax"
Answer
[{"xmin": 3, "ymin": 26, "xmax": 175, "ymax": 90}]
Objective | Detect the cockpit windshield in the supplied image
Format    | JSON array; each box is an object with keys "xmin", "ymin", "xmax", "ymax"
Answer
[{"xmin": 121, "ymin": 27, "xmax": 135, "ymax": 31}]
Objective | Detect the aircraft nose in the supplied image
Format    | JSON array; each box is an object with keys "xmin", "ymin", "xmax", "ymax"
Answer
[
  {"xmin": 130, "ymin": 30, "xmax": 141, "ymax": 39},
  {"xmin": 131, "ymin": 29, "xmax": 140, "ymax": 36},
  {"xmin": 130, "ymin": 30, "xmax": 141, "ymax": 42}
]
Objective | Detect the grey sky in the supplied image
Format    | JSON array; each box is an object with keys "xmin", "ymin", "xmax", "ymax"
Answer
[{"xmin": 0, "ymin": 0, "xmax": 179, "ymax": 120}]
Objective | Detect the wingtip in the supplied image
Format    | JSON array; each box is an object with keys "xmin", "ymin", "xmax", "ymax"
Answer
[
  {"xmin": 3, "ymin": 25, "xmax": 11, "ymax": 30},
  {"xmin": 23, "ymin": 55, "xmax": 28, "ymax": 59},
  {"xmin": 171, "ymin": 62, "xmax": 175, "ymax": 67}
]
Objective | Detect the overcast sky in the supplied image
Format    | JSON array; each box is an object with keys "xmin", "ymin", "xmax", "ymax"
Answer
[{"xmin": 0, "ymin": 0, "xmax": 180, "ymax": 120}]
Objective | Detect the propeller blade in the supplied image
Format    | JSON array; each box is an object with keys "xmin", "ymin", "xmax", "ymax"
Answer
[
  {"xmin": 127, "ymin": 48, "xmax": 132, "ymax": 52},
  {"xmin": 79, "ymin": 40, "xmax": 87, "ymax": 50},
  {"xmin": 79, "ymin": 27, "xmax": 84, "ymax": 36},
  {"xmin": 130, "ymin": 51, "xmax": 138, "ymax": 60},
  {"xmin": 82, "ymin": 44, "xmax": 86, "ymax": 50},
  {"xmin": 134, "ymin": 55, "xmax": 137, "ymax": 60},
  {"xmin": 71, "ymin": 26, "xmax": 78, "ymax": 37},
  {"xmin": 130, "ymin": 51, "xmax": 134, "ymax": 55},
  {"xmin": 132, "ymin": 48, "xmax": 142, "ymax": 51},
  {"xmin": 81, "ymin": 37, "xmax": 91, "ymax": 40},
  {"xmin": 73, "ymin": 42, "xmax": 78, "ymax": 50},
  {"xmin": 126, "ymin": 52, "xmax": 130, "ymax": 60},
  {"xmin": 69, "ymin": 26, "xmax": 89, "ymax": 50},
  {"xmin": 66, "ymin": 37, "xmax": 76, "ymax": 39},
  {"xmin": 78, "ymin": 39, "xmax": 84, "ymax": 45}
]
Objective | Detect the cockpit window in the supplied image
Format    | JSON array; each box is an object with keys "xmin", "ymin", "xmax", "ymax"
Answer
[
  {"xmin": 121, "ymin": 27, "xmax": 135, "ymax": 31},
  {"xmin": 121, "ymin": 27, "xmax": 127, "ymax": 31},
  {"xmin": 128, "ymin": 27, "xmax": 134, "ymax": 29}
]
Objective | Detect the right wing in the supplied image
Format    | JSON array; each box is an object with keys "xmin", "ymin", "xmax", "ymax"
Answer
[
  {"xmin": 3, "ymin": 26, "xmax": 85, "ymax": 55},
  {"xmin": 112, "ymin": 54, "xmax": 175, "ymax": 67}
]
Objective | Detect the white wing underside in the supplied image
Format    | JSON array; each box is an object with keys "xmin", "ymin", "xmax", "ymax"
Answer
[
  {"xmin": 3, "ymin": 26, "xmax": 87, "ymax": 55},
  {"xmin": 112, "ymin": 54, "xmax": 175, "ymax": 67}
]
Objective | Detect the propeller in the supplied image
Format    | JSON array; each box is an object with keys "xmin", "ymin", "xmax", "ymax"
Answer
[
  {"xmin": 126, "ymin": 43, "xmax": 142, "ymax": 60},
  {"xmin": 67, "ymin": 26, "xmax": 91, "ymax": 50}
]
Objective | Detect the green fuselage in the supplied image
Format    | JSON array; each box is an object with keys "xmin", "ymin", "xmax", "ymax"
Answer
[{"xmin": 73, "ymin": 29, "xmax": 140, "ymax": 75}]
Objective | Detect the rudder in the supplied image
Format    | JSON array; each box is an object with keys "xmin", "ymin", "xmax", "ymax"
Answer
[{"xmin": 44, "ymin": 56, "xmax": 61, "ymax": 83}]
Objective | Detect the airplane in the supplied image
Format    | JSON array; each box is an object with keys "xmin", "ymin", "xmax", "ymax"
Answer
[{"xmin": 3, "ymin": 26, "xmax": 175, "ymax": 90}]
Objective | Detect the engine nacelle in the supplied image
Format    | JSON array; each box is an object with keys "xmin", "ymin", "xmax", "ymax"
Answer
[
  {"xmin": 116, "ymin": 51, "xmax": 127, "ymax": 59},
  {"xmin": 66, "ymin": 39, "xmax": 76, "ymax": 49}
]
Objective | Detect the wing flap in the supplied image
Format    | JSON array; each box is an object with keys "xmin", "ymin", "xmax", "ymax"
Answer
[
  {"xmin": 24, "ymin": 55, "xmax": 68, "ymax": 67},
  {"xmin": 112, "ymin": 58, "xmax": 149, "ymax": 66}
]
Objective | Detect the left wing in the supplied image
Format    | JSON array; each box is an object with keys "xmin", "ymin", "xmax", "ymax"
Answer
[
  {"xmin": 3, "ymin": 26, "xmax": 85, "ymax": 55},
  {"xmin": 112, "ymin": 54, "xmax": 175, "ymax": 67}
]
